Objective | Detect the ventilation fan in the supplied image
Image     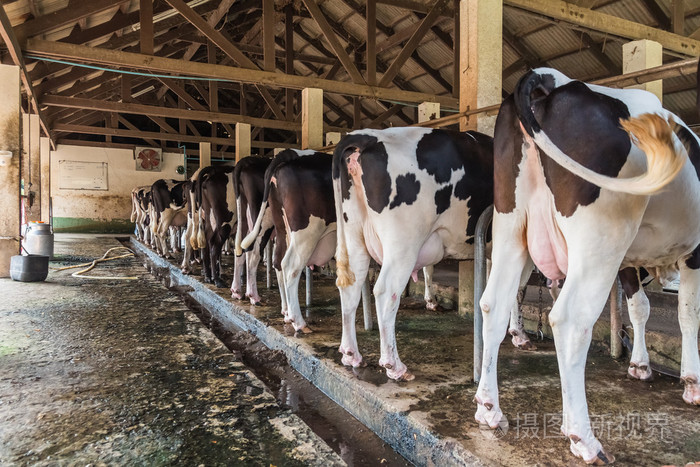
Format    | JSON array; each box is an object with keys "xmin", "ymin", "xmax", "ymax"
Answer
[{"xmin": 135, "ymin": 147, "xmax": 162, "ymax": 172}]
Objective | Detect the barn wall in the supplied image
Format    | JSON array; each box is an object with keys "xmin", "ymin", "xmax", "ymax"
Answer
[{"xmin": 50, "ymin": 144, "xmax": 185, "ymax": 233}]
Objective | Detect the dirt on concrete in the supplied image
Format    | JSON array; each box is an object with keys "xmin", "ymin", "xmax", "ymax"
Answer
[{"xmin": 0, "ymin": 237, "xmax": 344, "ymax": 466}]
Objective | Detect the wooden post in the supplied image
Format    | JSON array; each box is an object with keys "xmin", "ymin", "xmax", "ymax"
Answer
[
  {"xmin": 623, "ymin": 39, "xmax": 662, "ymax": 103},
  {"xmin": 199, "ymin": 142, "xmax": 211, "ymax": 168},
  {"xmin": 459, "ymin": 0, "xmax": 501, "ymax": 135},
  {"xmin": 235, "ymin": 123, "xmax": 251, "ymax": 162},
  {"xmin": 302, "ymin": 87, "xmax": 323, "ymax": 150},
  {"xmin": 325, "ymin": 132, "xmax": 342, "ymax": 147},
  {"xmin": 458, "ymin": 0, "xmax": 500, "ymax": 316},
  {"xmin": 139, "ymin": 0, "xmax": 154, "ymax": 55},
  {"xmin": 40, "ymin": 136, "xmax": 50, "ymax": 224},
  {"xmin": 0, "ymin": 64, "xmax": 21, "ymax": 277},
  {"xmin": 23, "ymin": 113, "xmax": 40, "ymax": 222},
  {"xmin": 418, "ymin": 102, "xmax": 440, "ymax": 123}
]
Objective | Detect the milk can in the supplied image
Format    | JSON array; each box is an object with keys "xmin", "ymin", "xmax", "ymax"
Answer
[{"xmin": 24, "ymin": 221, "xmax": 54, "ymax": 259}]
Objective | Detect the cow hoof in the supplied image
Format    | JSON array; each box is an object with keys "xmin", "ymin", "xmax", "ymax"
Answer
[
  {"xmin": 296, "ymin": 326, "xmax": 313, "ymax": 335},
  {"xmin": 214, "ymin": 279, "xmax": 226, "ymax": 288},
  {"xmin": 510, "ymin": 330, "xmax": 536, "ymax": 351},
  {"xmin": 425, "ymin": 300, "xmax": 438, "ymax": 311},
  {"xmin": 204, "ymin": 277, "xmax": 213, "ymax": 284},
  {"xmin": 568, "ymin": 436, "xmax": 614, "ymax": 465},
  {"xmin": 474, "ymin": 395, "xmax": 504, "ymax": 429},
  {"xmin": 250, "ymin": 299, "xmax": 262, "ymax": 306},
  {"xmin": 231, "ymin": 290, "xmax": 243, "ymax": 300},
  {"xmin": 340, "ymin": 353, "xmax": 363, "ymax": 367},
  {"xmin": 384, "ymin": 363, "xmax": 412, "ymax": 381},
  {"xmin": 681, "ymin": 376, "xmax": 700, "ymax": 405},
  {"xmin": 627, "ymin": 362, "xmax": 653, "ymax": 381}
]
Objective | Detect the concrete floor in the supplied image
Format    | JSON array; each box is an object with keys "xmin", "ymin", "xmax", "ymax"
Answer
[
  {"xmin": 2, "ymin": 235, "xmax": 699, "ymax": 466},
  {"xmin": 133, "ymin": 237, "xmax": 700, "ymax": 467},
  {"xmin": 0, "ymin": 235, "xmax": 345, "ymax": 466}
]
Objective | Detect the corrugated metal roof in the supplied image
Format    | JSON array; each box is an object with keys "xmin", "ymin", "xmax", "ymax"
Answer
[{"xmin": 3, "ymin": 0, "xmax": 699, "ymax": 139}]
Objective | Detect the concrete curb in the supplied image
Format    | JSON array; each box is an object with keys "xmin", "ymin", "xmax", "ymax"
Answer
[{"xmin": 132, "ymin": 239, "xmax": 485, "ymax": 467}]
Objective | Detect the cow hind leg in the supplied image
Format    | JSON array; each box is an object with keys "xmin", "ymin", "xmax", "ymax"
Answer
[
  {"xmin": 230, "ymin": 253, "xmax": 246, "ymax": 299},
  {"xmin": 423, "ymin": 265, "xmax": 437, "ymax": 311},
  {"xmin": 619, "ymin": 268, "xmax": 653, "ymax": 381},
  {"xmin": 245, "ymin": 243, "xmax": 263, "ymax": 305},
  {"xmin": 549, "ymin": 260, "xmax": 621, "ymax": 465},
  {"xmin": 372, "ymin": 253, "xmax": 421, "ymax": 381},
  {"xmin": 337, "ymin": 237, "xmax": 371, "ymax": 368},
  {"xmin": 678, "ymin": 261, "xmax": 700, "ymax": 405},
  {"xmin": 476, "ymin": 214, "xmax": 529, "ymax": 429},
  {"xmin": 509, "ymin": 260, "xmax": 536, "ymax": 350}
]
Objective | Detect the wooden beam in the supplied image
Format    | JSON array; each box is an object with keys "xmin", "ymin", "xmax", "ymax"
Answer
[
  {"xmin": 672, "ymin": 0, "xmax": 685, "ymax": 36},
  {"xmin": 366, "ymin": 0, "xmax": 377, "ymax": 86},
  {"xmin": 0, "ymin": 4, "xmax": 52, "ymax": 146},
  {"xmin": 263, "ymin": 0, "xmax": 276, "ymax": 72},
  {"xmin": 285, "ymin": 6, "xmax": 295, "ymax": 119},
  {"xmin": 163, "ymin": 0, "xmax": 286, "ymax": 120},
  {"xmin": 505, "ymin": 0, "xmax": 700, "ymax": 56},
  {"xmin": 26, "ymin": 39, "xmax": 458, "ymax": 107},
  {"xmin": 117, "ymin": 114, "xmax": 159, "ymax": 146},
  {"xmin": 378, "ymin": 0, "xmax": 446, "ymax": 87},
  {"xmin": 42, "ymin": 94, "xmax": 348, "ymax": 133},
  {"xmin": 14, "ymin": 0, "xmax": 132, "ymax": 44},
  {"xmin": 640, "ymin": 0, "xmax": 671, "ymax": 31},
  {"xmin": 140, "ymin": 0, "xmax": 154, "ymax": 55},
  {"xmin": 54, "ymin": 123, "xmax": 238, "ymax": 146},
  {"xmin": 302, "ymin": 0, "xmax": 365, "ymax": 84}
]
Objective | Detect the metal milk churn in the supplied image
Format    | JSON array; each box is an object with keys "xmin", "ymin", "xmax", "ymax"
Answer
[{"xmin": 24, "ymin": 221, "xmax": 54, "ymax": 259}]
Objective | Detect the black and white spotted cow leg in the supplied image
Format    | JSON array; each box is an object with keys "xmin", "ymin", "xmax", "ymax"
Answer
[
  {"xmin": 678, "ymin": 256, "xmax": 700, "ymax": 405},
  {"xmin": 619, "ymin": 268, "xmax": 654, "ymax": 382}
]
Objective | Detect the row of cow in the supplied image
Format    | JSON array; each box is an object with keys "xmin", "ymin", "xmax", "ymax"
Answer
[{"xmin": 131, "ymin": 67, "xmax": 699, "ymax": 464}]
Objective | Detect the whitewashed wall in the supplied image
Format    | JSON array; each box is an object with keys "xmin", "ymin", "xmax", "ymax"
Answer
[{"xmin": 50, "ymin": 144, "xmax": 185, "ymax": 232}]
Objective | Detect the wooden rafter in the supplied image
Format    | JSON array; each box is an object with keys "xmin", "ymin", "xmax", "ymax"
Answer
[
  {"xmin": 302, "ymin": 0, "xmax": 364, "ymax": 84},
  {"xmin": 13, "ymin": 0, "xmax": 132, "ymax": 44},
  {"xmin": 27, "ymin": 39, "xmax": 457, "ymax": 107},
  {"xmin": 163, "ymin": 0, "xmax": 287, "ymax": 120},
  {"xmin": 0, "ymin": 4, "xmax": 52, "ymax": 146}
]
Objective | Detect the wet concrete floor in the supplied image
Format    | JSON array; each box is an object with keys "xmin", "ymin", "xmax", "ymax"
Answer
[
  {"xmin": 143, "ymin": 239, "xmax": 700, "ymax": 466},
  {"xmin": 0, "ymin": 236, "xmax": 350, "ymax": 466}
]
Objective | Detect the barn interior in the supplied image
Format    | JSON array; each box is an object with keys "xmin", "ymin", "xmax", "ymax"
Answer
[{"xmin": 0, "ymin": 0, "xmax": 699, "ymax": 465}]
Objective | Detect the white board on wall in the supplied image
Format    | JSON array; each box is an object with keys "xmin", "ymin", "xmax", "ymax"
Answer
[{"xmin": 58, "ymin": 160, "xmax": 108, "ymax": 190}]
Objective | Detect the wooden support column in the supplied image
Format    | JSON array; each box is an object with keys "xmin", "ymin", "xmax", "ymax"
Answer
[
  {"xmin": 459, "ymin": 0, "xmax": 501, "ymax": 135},
  {"xmin": 22, "ymin": 113, "xmax": 41, "ymax": 222},
  {"xmin": 418, "ymin": 102, "xmax": 440, "ymax": 122},
  {"xmin": 302, "ymin": 88, "xmax": 323, "ymax": 150},
  {"xmin": 458, "ymin": 0, "xmax": 500, "ymax": 316},
  {"xmin": 208, "ymin": 41, "xmax": 218, "ymax": 141},
  {"xmin": 140, "ymin": 0, "xmax": 154, "ymax": 55},
  {"xmin": 199, "ymin": 142, "xmax": 211, "ymax": 168},
  {"xmin": 325, "ymin": 132, "xmax": 341, "ymax": 146},
  {"xmin": 0, "ymin": 64, "xmax": 21, "ymax": 277},
  {"xmin": 40, "ymin": 136, "xmax": 50, "ymax": 224},
  {"xmin": 623, "ymin": 39, "xmax": 662, "ymax": 103},
  {"xmin": 263, "ymin": 0, "xmax": 276, "ymax": 72},
  {"xmin": 285, "ymin": 6, "xmax": 295, "ymax": 120},
  {"xmin": 235, "ymin": 123, "xmax": 251, "ymax": 162}
]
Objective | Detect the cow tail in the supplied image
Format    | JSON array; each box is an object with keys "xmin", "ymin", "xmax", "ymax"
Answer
[
  {"xmin": 515, "ymin": 70, "xmax": 684, "ymax": 195},
  {"xmin": 332, "ymin": 144, "xmax": 355, "ymax": 288}
]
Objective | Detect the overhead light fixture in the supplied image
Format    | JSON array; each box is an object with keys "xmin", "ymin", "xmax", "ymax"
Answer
[{"xmin": 131, "ymin": 85, "xmax": 155, "ymax": 99}]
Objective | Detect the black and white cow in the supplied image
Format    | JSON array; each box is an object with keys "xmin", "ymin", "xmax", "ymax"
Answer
[
  {"xmin": 197, "ymin": 165, "xmax": 236, "ymax": 288},
  {"xmin": 241, "ymin": 149, "xmax": 336, "ymax": 333},
  {"xmin": 333, "ymin": 127, "xmax": 495, "ymax": 381},
  {"xmin": 131, "ymin": 186, "xmax": 152, "ymax": 244},
  {"xmin": 231, "ymin": 156, "xmax": 273, "ymax": 304},
  {"xmin": 149, "ymin": 179, "xmax": 188, "ymax": 257},
  {"xmin": 478, "ymin": 67, "xmax": 697, "ymax": 464}
]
